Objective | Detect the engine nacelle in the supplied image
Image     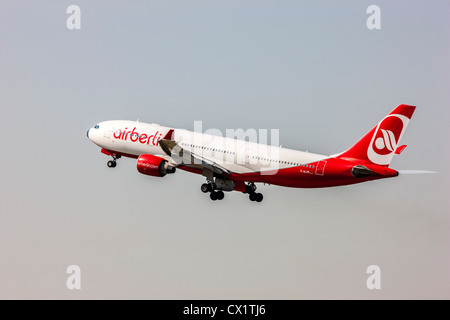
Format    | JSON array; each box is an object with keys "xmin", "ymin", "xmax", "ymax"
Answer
[{"xmin": 137, "ymin": 154, "xmax": 176, "ymax": 177}]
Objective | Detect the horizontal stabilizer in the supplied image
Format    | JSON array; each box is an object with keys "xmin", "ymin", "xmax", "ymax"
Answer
[{"xmin": 395, "ymin": 145, "xmax": 407, "ymax": 155}]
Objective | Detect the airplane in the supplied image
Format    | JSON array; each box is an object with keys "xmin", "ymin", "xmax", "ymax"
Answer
[{"xmin": 87, "ymin": 104, "xmax": 416, "ymax": 202}]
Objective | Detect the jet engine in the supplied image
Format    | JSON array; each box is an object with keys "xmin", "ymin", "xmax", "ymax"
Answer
[{"xmin": 137, "ymin": 154, "xmax": 176, "ymax": 177}]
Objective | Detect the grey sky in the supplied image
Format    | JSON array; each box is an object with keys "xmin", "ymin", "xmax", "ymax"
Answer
[{"xmin": 0, "ymin": 0, "xmax": 449, "ymax": 299}]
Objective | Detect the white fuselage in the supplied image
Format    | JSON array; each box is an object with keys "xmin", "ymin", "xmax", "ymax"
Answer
[{"xmin": 87, "ymin": 120, "xmax": 328, "ymax": 174}]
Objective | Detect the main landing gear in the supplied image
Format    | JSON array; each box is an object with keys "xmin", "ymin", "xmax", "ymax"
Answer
[
  {"xmin": 107, "ymin": 154, "xmax": 121, "ymax": 168},
  {"xmin": 249, "ymin": 192, "xmax": 263, "ymax": 202},
  {"xmin": 201, "ymin": 182, "xmax": 225, "ymax": 201},
  {"xmin": 245, "ymin": 183, "xmax": 263, "ymax": 203},
  {"xmin": 210, "ymin": 190, "xmax": 225, "ymax": 201},
  {"xmin": 201, "ymin": 181, "xmax": 263, "ymax": 202}
]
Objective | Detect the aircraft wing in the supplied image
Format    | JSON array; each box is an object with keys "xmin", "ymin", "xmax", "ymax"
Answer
[{"xmin": 159, "ymin": 139, "xmax": 249, "ymax": 176}]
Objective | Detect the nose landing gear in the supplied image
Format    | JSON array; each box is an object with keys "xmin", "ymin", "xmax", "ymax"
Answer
[
  {"xmin": 107, "ymin": 160, "xmax": 116, "ymax": 168},
  {"xmin": 107, "ymin": 154, "xmax": 121, "ymax": 168}
]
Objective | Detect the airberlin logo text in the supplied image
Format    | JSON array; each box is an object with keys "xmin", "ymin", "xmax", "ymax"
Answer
[
  {"xmin": 138, "ymin": 162, "xmax": 159, "ymax": 170},
  {"xmin": 113, "ymin": 127, "xmax": 162, "ymax": 146}
]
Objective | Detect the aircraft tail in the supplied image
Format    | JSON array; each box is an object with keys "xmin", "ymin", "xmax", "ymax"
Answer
[{"xmin": 337, "ymin": 104, "xmax": 416, "ymax": 167}]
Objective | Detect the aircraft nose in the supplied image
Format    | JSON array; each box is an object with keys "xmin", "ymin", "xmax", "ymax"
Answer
[{"xmin": 86, "ymin": 128, "xmax": 90, "ymax": 139}]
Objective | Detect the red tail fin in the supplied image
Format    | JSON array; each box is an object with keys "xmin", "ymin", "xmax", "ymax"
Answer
[{"xmin": 337, "ymin": 104, "xmax": 416, "ymax": 166}]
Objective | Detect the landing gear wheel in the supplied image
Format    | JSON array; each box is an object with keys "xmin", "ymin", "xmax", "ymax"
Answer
[
  {"xmin": 210, "ymin": 192, "xmax": 218, "ymax": 201},
  {"xmin": 249, "ymin": 192, "xmax": 263, "ymax": 202},
  {"xmin": 216, "ymin": 191, "xmax": 224, "ymax": 200},
  {"xmin": 107, "ymin": 160, "xmax": 116, "ymax": 168},
  {"xmin": 201, "ymin": 183, "xmax": 210, "ymax": 193}
]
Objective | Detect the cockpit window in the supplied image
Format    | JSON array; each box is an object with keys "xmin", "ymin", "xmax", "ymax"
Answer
[{"xmin": 94, "ymin": 125, "xmax": 99, "ymax": 129}]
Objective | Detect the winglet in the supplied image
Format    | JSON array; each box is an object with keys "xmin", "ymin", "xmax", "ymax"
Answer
[{"xmin": 163, "ymin": 129, "xmax": 174, "ymax": 140}]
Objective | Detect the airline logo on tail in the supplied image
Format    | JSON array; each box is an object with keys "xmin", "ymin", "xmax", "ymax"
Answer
[
  {"xmin": 367, "ymin": 114, "xmax": 409, "ymax": 165},
  {"xmin": 376, "ymin": 129, "xmax": 397, "ymax": 152}
]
